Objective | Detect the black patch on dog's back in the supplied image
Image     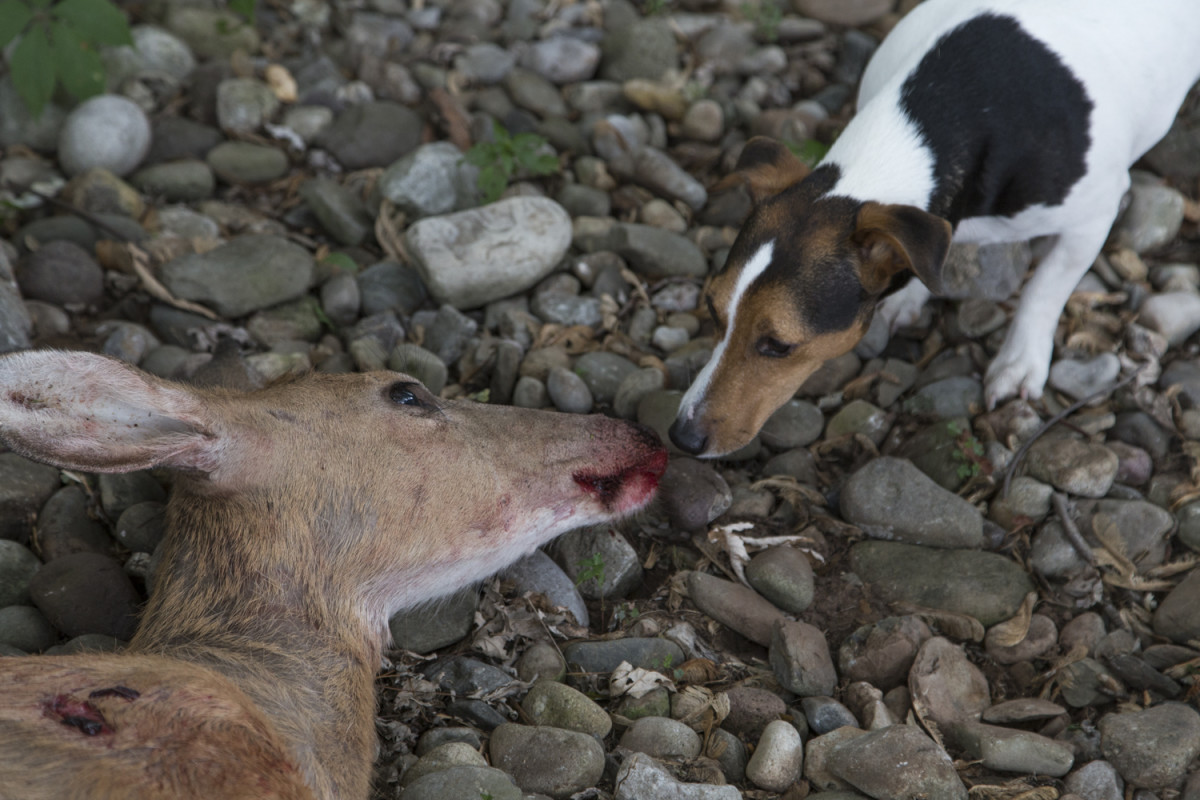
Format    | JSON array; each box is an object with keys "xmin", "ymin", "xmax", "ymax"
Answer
[{"xmin": 900, "ymin": 13, "xmax": 1092, "ymax": 224}]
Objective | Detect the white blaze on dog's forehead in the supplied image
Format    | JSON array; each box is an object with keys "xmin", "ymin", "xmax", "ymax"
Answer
[{"xmin": 679, "ymin": 240, "xmax": 775, "ymax": 420}]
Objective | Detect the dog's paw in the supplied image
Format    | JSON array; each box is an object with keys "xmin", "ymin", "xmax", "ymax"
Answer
[
  {"xmin": 984, "ymin": 345, "xmax": 1049, "ymax": 410},
  {"xmin": 876, "ymin": 287, "xmax": 926, "ymax": 333}
]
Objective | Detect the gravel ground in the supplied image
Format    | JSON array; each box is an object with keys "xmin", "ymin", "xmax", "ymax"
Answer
[{"xmin": 3, "ymin": 0, "xmax": 1200, "ymax": 798}]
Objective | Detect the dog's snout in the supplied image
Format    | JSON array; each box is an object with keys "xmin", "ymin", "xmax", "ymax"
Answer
[{"xmin": 669, "ymin": 417, "xmax": 707, "ymax": 455}]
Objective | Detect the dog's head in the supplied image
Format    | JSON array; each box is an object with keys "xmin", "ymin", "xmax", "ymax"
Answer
[{"xmin": 670, "ymin": 138, "xmax": 953, "ymax": 457}]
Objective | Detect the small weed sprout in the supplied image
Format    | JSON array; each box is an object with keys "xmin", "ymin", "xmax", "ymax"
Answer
[{"xmin": 463, "ymin": 121, "xmax": 559, "ymax": 204}]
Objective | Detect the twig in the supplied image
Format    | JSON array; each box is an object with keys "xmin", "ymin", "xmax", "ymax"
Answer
[
  {"xmin": 1001, "ymin": 368, "xmax": 1143, "ymax": 498},
  {"xmin": 1051, "ymin": 491, "xmax": 1097, "ymax": 567}
]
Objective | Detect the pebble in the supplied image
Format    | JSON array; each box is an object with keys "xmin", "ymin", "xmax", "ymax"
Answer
[
  {"xmin": 400, "ymin": 741, "xmax": 487, "ymax": 786},
  {"xmin": 827, "ymin": 724, "xmax": 966, "ymax": 800},
  {"xmin": 114, "ymin": 502, "xmax": 167, "ymax": 554},
  {"xmin": 129, "ymin": 160, "xmax": 216, "ymax": 202},
  {"xmin": 300, "ymin": 178, "xmax": 372, "ymax": 246},
  {"xmin": 614, "ymin": 753, "xmax": 741, "ymax": 800},
  {"xmin": 0, "ymin": 605, "xmax": 58, "ymax": 652},
  {"xmin": 985, "ymin": 613, "xmax": 1057, "ymax": 665},
  {"xmin": 794, "ymin": 0, "xmax": 892, "ymax": 26},
  {"xmin": 686, "ymin": 570, "xmax": 787, "ymax": 646},
  {"xmin": 805, "ymin": 727, "xmax": 867, "ymax": 792},
  {"xmin": 401, "ymin": 765, "xmax": 522, "ymax": 800},
  {"xmin": 745, "ymin": 545, "xmax": 815, "ymax": 614},
  {"xmin": 489, "ymin": 723, "xmax": 605, "ymax": 798},
  {"xmin": 771, "ymin": 620, "xmax": 838, "ymax": 697},
  {"xmin": 1153, "ymin": 569, "xmax": 1200, "ymax": 643},
  {"xmin": 620, "ymin": 716, "xmax": 702, "ymax": 759},
  {"xmin": 206, "ymin": 142, "xmax": 290, "ymax": 184},
  {"xmin": 516, "ymin": 642, "xmax": 567, "ymax": 684},
  {"xmin": 562, "ymin": 637, "xmax": 684, "ymax": 675},
  {"xmin": 656, "ymin": 457, "xmax": 732, "ymax": 531},
  {"xmin": 825, "ymin": 399, "xmax": 892, "ymax": 445},
  {"xmin": 1112, "ymin": 176, "xmax": 1186, "ymax": 254},
  {"xmin": 315, "ymin": 101, "xmax": 423, "ymax": 170},
  {"xmin": 948, "ymin": 720, "xmax": 1074, "ymax": 776},
  {"xmin": 723, "ymin": 686, "xmax": 788, "ymax": 740},
  {"xmin": 379, "ymin": 141, "xmax": 479, "ymax": 218},
  {"xmin": 0, "ymin": 540, "xmax": 40, "ymax": 607},
  {"xmin": 29, "ymin": 552, "xmax": 141, "ymax": 641},
  {"xmin": 57, "ymin": 95, "xmax": 151, "ymax": 177},
  {"xmin": 1099, "ymin": 703, "xmax": 1200, "ymax": 788},
  {"xmin": 0, "ymin": 453, "xmax": 62, "ymax": 543},
  {"xmin": 546, "ymin": 366, "xmax": 593, "ymax": 413},
  {"xmin": 503, "ymin": 549, "xmax": 589, "ymax": 626},
  {"xmin": 16, "ymin": 240, "xmax": 105, "ymax": 307},
  {"xmin": 1138, "ymin": 291, "xmax": 1200, "ymax": 346},
  {"xmin": 522, "ymin": 38, "xmax": 601, "ymax": 84},
  {"xmin": 1048, "ymin": 354, "xmax": 1122, "ymax": 402},
  {"xmin": 523, "ymin": 679, "xmax": 611, "ymax": 737},
  {"xmin": 803, "ymin": 696, "xmax": 860, "ymax": 734},
  {"xmin": 840, "ymin": 457, "xmax": 984, "ymax": 549},
  {"xmin": 760, "ymin": 399, "xmax": 825, "ymax": 450},
  {"xmin": 36, "ymin": 486, "xmax": 111, "ymax": 562},
  {"xmin": 357, "ymin": 260, "xmax": 426, "ymax": 317},
  {"xmin": 215, "ymin": 77, "xmax": 280, "ymax": 134},
  {"xmin": 573, "ymin": 351, "xmax": 638, "ymax": 406},
  {"xmin": 162, "ymin": 235, "xmax": 314, "ymax": 318},
  {"xmin": 553, "ymin": 526, "xmax": 642, "ymax": 599},
  {"xmin": 389, "ymin": 586, "xmax": 476, "ymax": 653},
  {"xmin": 407, "ymin": 197, "xmax": 572, "ymax": 309},
  {"xmin": 1066, "ymin": 760, "xmax": 1125, "ymax": 800},
  {"xmin": 850, "ymin": 542, "xmax": 1034, "ymax": 626},
  {"xmin": 903, "ymin": 376, "xmax": 985, "ymax": 419},
  {"xmin": 1024, "ymin": 437, "xmax": 1118, "ymax": 498},
  {"xmin": 910, "ymin": 637, "xmax": 990, "ymax": 729},
  {"xmin": 746, "ymin": 720, "xmax": 805, "ymax": 792},
  {"xmin": 838, "ymin": 615, "xmax": 932, "ymax": 691},
  {"xmin": 608, "ymin": 223, "xmax": 708, "ymax": 279}
]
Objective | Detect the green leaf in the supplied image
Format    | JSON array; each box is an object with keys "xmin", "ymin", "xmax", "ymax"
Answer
[
  {"xmin": 0, "ymin": 0, "xmax": 33, "ymax": 49},
  {"xmin": 477, "ymin": 167, "xmax": 506, "ymax": 204},
  {"xmin": 228, "ymin": 0, "xmax": 256, "ymax": 21},
  {"xmin": 319, "ymin": 251, "xmax": 360, "ymax": 275},
  {"xmin": 528, "ymin": 152, "xmax": 559, "ymax": 176},
  {"xmin": 10, "ymin": 23, "xmax": 56, "ymax": 118},
  {"xmin": 52, "ymin": 21, "xmax": 106, "ymax": 101},
  {"xmin": 53, "ymin": 0, "xmax": 131, "ymax": 46}
]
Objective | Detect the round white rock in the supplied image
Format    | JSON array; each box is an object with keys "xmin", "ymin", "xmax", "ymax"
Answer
[{"xmin": 58, "ymin": 95, "xmax": 152, "ymax": 178}]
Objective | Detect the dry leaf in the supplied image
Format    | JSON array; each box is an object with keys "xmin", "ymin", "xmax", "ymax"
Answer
[
  {"xmin": 988, "ymin": 591, "xmax": 1038, "ymax": 648},
  {"xmin": 610, "ymin": 661, "xmax": 675, "ymax": 698}
]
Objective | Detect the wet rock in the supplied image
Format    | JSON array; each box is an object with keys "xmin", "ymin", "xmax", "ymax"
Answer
[
  {"xmin": 840, "ymin": 457, "xmax": 984, "ymax": 549},
  {"xmin": 407, "ymin": 197, "xmax": 572, "ymax": 309},
  {"xmin": 851, "ymin": 542, "xmax": 1033, "ymax": 627}
]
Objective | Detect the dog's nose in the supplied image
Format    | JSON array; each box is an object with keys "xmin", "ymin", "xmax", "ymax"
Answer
[{"xmin": 668, "ymin": 417, "xmax": 707, "ymax": 455}]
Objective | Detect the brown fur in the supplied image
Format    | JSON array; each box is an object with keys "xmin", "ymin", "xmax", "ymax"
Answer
[
  {"xmin": 0, "ymin": 351, "xmax": 667, "ymax": 799},
  {"xmin": 677, "ymin": 137, "xmax": 952, "ymax": 455}
]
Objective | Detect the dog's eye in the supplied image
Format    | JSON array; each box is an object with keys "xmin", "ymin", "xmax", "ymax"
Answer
[
  {"xmin": 756, "ymin": 336, "xmax": 795, "ymax": 358},
  {"xmin": 387, "ymin": 382, "xmax": 426, "ymax": 408}
]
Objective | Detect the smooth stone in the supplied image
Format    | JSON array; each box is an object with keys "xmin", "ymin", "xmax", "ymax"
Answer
[
  {"xmin": 1048, "ymin": 354, "xmax": 1122, "ymax": 402},
  {"xmin": 771, "ymin": 619, "xmax": 838, "ymax": 697},
  {"xmin": 903, "ymin": 376, "xmax": 984, "ymax": 419},
  {"xmin": 28, "ymin": 552, "xmax": 140, "ymax": 640},
  {"xmin": 300, "ymin": 178, "xmax": 371, "ymax": 246},
  {"xmin": 656, "ymin": 457, "xmax": 732, "ymax": 531},
  {"xmin": 489, "ymin": 723, "xmax": 605, "ymax": 799},
  {"xmin": 760, "ymin": 399, "xmax": 824, "ymax": 450},
  {"xmin": 357, "ymin": 260, "xmax": 427, "ymax": 317},
  {"xmin": 58, "ymin": 95, "xmax": 151, "ymax": 177},
  {"xmin": 553, "ymin": 526, "xmax": 641, "ymax": 599},
  {"xmin": 215, "ymin": 77, "xmax": 280, "ymax": 134},
  {"xmin": 516, "ymin": 641, "xmax": 567, "ymax": 683},
  {"xmin": 161, "ymin": 235, "xmax": 315, "ymax": 318},
  {"xmin": 619, "ymin": 716, "xmax": 702, "ymax": 759},
  {"xmin": 36, "ymin": 486, "xmax": 111, "ymax": 562},
  {"xmin": 804, "ymin": 696, "xmax": 860, "ymax": 734},
  {"xmin": 524, "ymin": 679, "xmax": 611, "ymax": 737},
  {"xmin": 1154, "ymin": 569, "xmax": 1200, "ymax": 643},
  {"xmin": 407, "ymin": 197, "xmax": 572, "ymax": 310},
  {"xmin": 825, "ymin": 399, "xmax": 892, "ymax": 445},
  {"xmin": 1139, "ymin": 291, "xmax": 1200, "ymax": 346},
  {"xmin": 746, "ymin": 546, "xmax": 815, "ymax": 614},
  {"xmin": 614, "ymin": 753, "xmax": 741, "ymax": 800},
  {"xmin": 600, "ymin": 18, "xmax": 678, "ymax": 82},
  {"xmin": 826, "ymin": 724, "xmax": 966, "ymax": 800},
  {"xmin": 378, "ymin": 141, "xmax": 479, "ymax": 218},
  {"xmin": 746, "ymin": 720, "xmax": 805, "ymax": 792},
  {"xmin": 0, "ymin": 540, "xmax": 40, "ymax": 606},
  {"xmin": 1099, "ymin": 703, "xmax": 1200, "ymax": 788},
  {"xmin": 0, "ymin": 453, "xmax": 62, "ymax": 543},
  {"xmin": 503, "ymin": 549, "xmax": 589, "ymax": 626},
  {"xmin": 16, "ymin": 240, "xmax": 105, "ymax": 306},
  {"xmin": 316, "ymin": 101, "xmax": 423, "ymax": 170},
  {"xmin": 206, "ymin": 142, "xmax": 289, "ymax": 184},
  {"xmin": 1112, "ymin": 177, "xmax": 1186, "ymax": 254},
  {"xmin": 910, "ymin": 637, "xmax": 990, "ymax": 729},
  {"xmin": 0, "ymin": 605, "xmax": 57, "ymax": 652},
  {"xmin": 948, "ymin": 720, "xmax": 1074, "ymax": 776},
  {"xmin": 686, "ymin": 570, "xmax": 787, "ymax": 646},
  {"xmin": 129, "ymin": 160, "xmax": 215, "ymax": 202},
  {"xmin": 401, "ymin": 766, "xmax": 521, "ymax": 800},
  {"xmin": 1025, "ymin": 437, "xmax": 1118, "ymax": 498},
  {"xmin": 792, "ymin": 0, "xmax": 891, "ymax": 26},
  {"xmin": 840, "ymin": 457, "xmax": 984, "ymax": 548},
  {"xmin": 113, "ymin": 502, "xmax": 167, "ymax": 554},
  {"xmin": 613, "ymin": 367, "xmax": 665, "ymax": 420},
  {"xmin": 606, "ymin": 223, "xmax": 707, "ymax": 279},
  {"xmin": 562, "ymin": 637, "xmax": 684, "ymax": 674},
  {"xmin": 388, "ymin": 585, "xmax": 476, "ymax": 653},
  {"xmin": 839, "ymin": 616, "xmax": 933, "ymax": 691},
  {"xmin": 982, "ymin": 698, "xmax": 1067, "ymax": 724},
  {"xmin": 1066, "ymin": 761, "xmax": 1124, "ymax": 800},
  {"xmin": 573, "ymin": 351, "xmax": 638, "ymax": 406},
  {"xmin": 850, "ymin": 541, "xmax": 1034, "ymax": 626}
]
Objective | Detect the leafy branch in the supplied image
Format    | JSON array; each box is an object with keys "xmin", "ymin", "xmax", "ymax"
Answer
[{"xmin": 0, "ymin": 0, "xmax": 132, "ymax": 117}]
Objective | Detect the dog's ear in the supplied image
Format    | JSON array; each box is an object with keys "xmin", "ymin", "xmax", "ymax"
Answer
[
  {"xmin": 853, "ymin": 202, "xmax": 953, "ymax": 295},
  {"xmin": 713, "ymin": 137, "xmax": 811, "ymax": 203}
]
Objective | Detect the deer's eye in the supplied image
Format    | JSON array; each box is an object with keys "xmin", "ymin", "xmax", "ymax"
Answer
[
  {"xmin": 756, "ymin": 336, "xmax": 795, "ymax": 358},
  {"xmin": 387, "ymin": 382, "xmax": 425, "ymax": 407}
]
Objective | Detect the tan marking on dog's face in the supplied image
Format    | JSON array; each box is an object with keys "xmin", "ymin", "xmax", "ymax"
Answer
[{"xmin": 697, "ymin": 279, "xmax": 870, "ymax": 455}]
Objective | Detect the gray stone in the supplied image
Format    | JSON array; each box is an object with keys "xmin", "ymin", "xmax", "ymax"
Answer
[
  {"xmin": 300, "ymin": 178, "xmax": 371, "ymax": 246},
  {"xmin": 1049, "ymin": 354, "xmax": 1122, "ymax": 402},
  {"xmin": 903, "ymin": 376, "xmax": 985, "ymax": 419},
  {"xmin": 0, "ymin": 249, "xmax": 31, "ymax": 353},
  {"xmin": 489, "ymin": 723, "xmax": 605, "ymax": 798},
  {"xmin": 455, "ymin": 43, "xmax": 516, "ymax": 84},
  {"xmin": 215, "ymin": 77, "xmax": 280, "ymax": 134},
  {"xmin": 0, "ymin": 453, "xmax": 61, "ymax": 544},
  {"xmin": 607, "ymin": 223, "xmax": 708, "ymax": 279},
  {"xmin": 164, "ymin": 6, "xmax": 258, "ymax": 59},
  {"xmin": 316, "ymin": 102, "xmax": 423, "ymax": 170},
  {"xmin": 1066, "ymin": 760, "xmax": 1125, "ymax": 800},
  {"xmin": 0, "ymin": 76, "xmax": 66, "ymax": 151},
  {"xmin": 948, "ymin": 720, "xmax": 1074, "ymax": 777},
  {"xmin": 547, "ymin": 366, "xmax": 593, "ymax": 413},
  {"xmin": 522, "ymin": 37, "xmax": 601, "ymax": 84},
  {"xmin": 503, "ymin": 549, "xmax": 589, "ymax": 626},
  {"xmin": 387, "ymin": 345, "xmax": 448, "ymax": 396},
  {"xmin": 573, "ymin": 352, "xmax": 638, "ymax": 406},
  {"xmin": 826, "ymin": 724, "xmax": 966, "ymax": 800},
  {"xmin": 687, "ymin": 571, "xmax": 787, "ymax": 646},
  {"xmin": 553, "ymin": 526, "xmax": 641, "ymax": 599},
  {"xmin": 657, "ymin": 457, "xmax": 731, "ymax": 532},
  {"xmin": 114, "ymin": 502, "xmax": 166, "ymax": 554},
  {"xmin": 840, "ymin": 457, "xmax": 984, "ymax": 548},
  {"xmin": 378, "ymin": 141, "xmax": 480, "ymax": 218},
  {"xmin": 938, "ymin": 241, "xmax": 1031, "ymax": 301},
  {"xmin": 1099, "ymin": 703, "xmax": 1200, "ymax": 788},
  {"xmin": 36, "ymin": 485, "xmax": 111, "ymax": 562},
  {"xmin": 0, "ymin": 540, "xmax": 40, "ymax": 607},
  {"xmin": 746, "ymin": 546, "xmax": 815, "ymax": 614},
  {"xmin": 850, "ymin": 541, "xmax": 1034, "ymax": 626},
  {"xmin": 531, "ymin": 293, "xmax": 603, "ymax": 327},
  {"xmin": 357, "ymin": 260, "xmax": 427, "ymax": 316},
  {"xmin": 620, "ymin": 716, "xmax": 702, "ymax": 759},
  {"xmin": 760, "ymin": 399, "xmax": 824, "ymax": 450},
  {"xmin": 792, "ymin": 0, "xmax": 891, "ymax": 26},
  {"xmin": 1139, "ymin": 291, "xmax": 1200, "ymax": 346},
  {"xmin": 29, "ymin": 552, "xmax": 140, "ymax": 640},
  {"xmin": 0, "ymin": 605, "xmax": 57, "ymax": 652},
  {"xmin": 503, "ymin": 68, "xmax": 568, "ymax": 118},
  {"xmin": 58, "ymin": 95, "xmax": 150, "ymax": 177},
  {"xmin": 613, "ymin": 367, "xmax": 665, "ymax": 420},
  {"xmin": 614, "ymin": 753, "xmax": 741, "ymax": 800},
  {"xmin": 562, "ymin": 637, "xmax": 684, "ymax": 674},
  {"xmin": 162, "ymin": 235, "xmax": 314, "ymax": 318},
  {"xmin": 1113, "ymin": 176, "xmax": 1186, "ymax": 254},
  {"xmin": 747, "ymin": 720, "xmax": 805, "ymax": 792},
  {"xmin": 401, "ymin": 766, "xmax": 522, "ymax": 800},
  {"xmin": 206, "ymin": 142, "xmax": 289, "ymax": 185},
  {"xmin": 16, "ymin": 240, "xmax": 105, "ymax": 307},
  {"xmin": 1025, "ymin": 437, "xmax": 1118, "ymax": 498},
  {"xmin": 601, "ymin": 18, "xmax": 678, "ymax": 82},
  {"xmin": 129, "ymin": 160, "xmax": 215, "ymax": 202},
  {"xmin": 388, "ymin": 586, "xmax": 476, "ymax": 653},
  {"xmin": 407, "ymin": 197, "xmax": 572, "ymax": 309},
  {"xmin": 825, "ymin": 400, "xmax": 893, "ymax": 445},
  {"xmin": 771, "ymin": 619, "xmax": 838, "ymax": 696}
]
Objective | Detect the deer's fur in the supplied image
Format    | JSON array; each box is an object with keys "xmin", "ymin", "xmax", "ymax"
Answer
[{"xmin": 0, "ymin": 350, "xmax": 667, "ymax": 799}]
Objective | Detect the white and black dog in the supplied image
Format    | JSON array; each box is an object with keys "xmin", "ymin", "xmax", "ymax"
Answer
[{"xmin": 670, "ymin": 0, "xmax": 1200, "ymax": 457}]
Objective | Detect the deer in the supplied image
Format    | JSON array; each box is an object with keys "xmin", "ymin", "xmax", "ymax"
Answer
[{"xmin": 0, "ymin": 349, "xmax": 668, "ymax": 799}]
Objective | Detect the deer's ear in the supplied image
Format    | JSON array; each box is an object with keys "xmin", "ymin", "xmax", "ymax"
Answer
[
  {"xmin": 853, "ymin": 202, "xmax": 953, "ymax": 295},
  {"xmin": 0, "ymin": 350, "xmax": 219, "ymax": 473},
  {"xmin": 712, "ymin": 137, "xmax": 812, "ymax": 204}
]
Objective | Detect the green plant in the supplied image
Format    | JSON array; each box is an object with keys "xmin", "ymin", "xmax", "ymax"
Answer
[
  {"xmin": 0, "ymin": 0, "xmax": 132, "ymax": 117},
  {"xmin": 742, "ymin": 0, "xmax": 784, "ymax": 42},
  {"xmin": 948, "ymin": 422, "xmax": 990, "ymax": 482},
  {"xmin": 786, "ymin": 138, "xmax": 831, "ymax": 168},
  {"xmin": 463, "ymin": 121, "xmax": 559, "ymax": 204},
  {"xmin": 575, "ymin": 552, "xmax": 606, "ymax": 590}
]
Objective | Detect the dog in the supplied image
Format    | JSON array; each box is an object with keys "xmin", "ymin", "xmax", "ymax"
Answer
[{"xmin": 670, "ymin": 0, "xmax": 1200, "ymax": 458}]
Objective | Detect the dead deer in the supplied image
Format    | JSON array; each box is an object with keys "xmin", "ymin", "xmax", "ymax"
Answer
[{"xmin": 0, "ymin": 350, "xmax": 667, "ymax": 799}]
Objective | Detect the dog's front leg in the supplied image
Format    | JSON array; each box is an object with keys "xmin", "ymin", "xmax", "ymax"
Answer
[{"xmin": 983, "ymin": 217, "xmax": 1115, "ymax": 408}]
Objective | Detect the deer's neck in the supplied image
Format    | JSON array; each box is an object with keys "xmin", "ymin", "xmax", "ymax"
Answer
[{"xmin": 129, "ymin": 492, "xmax": 382, "ymax": 799}]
